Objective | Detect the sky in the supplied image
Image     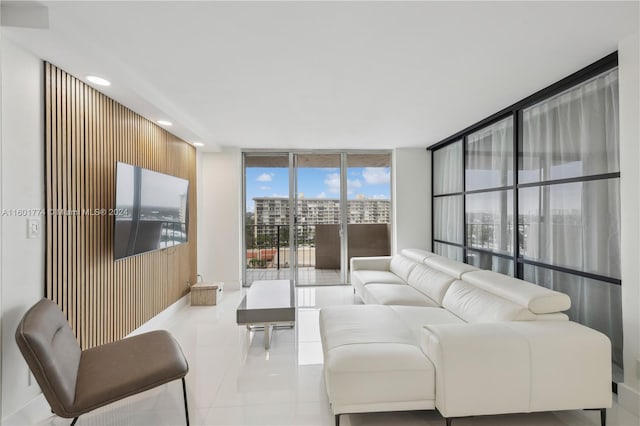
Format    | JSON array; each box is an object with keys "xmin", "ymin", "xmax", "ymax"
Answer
[{"xmin": 245, "ymin": 166, "xmax": 391, "ymax": 213}]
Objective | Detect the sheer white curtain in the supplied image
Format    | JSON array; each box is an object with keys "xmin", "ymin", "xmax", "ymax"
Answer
[
  {"xmin": 466, "ymin": 118, "xmax": 513, "ymax": 191},
  {"xmin": 520, "ymin": 69, "xmax": 619, "ymax": 183},
  {"xmin": 434, "ymin": 242, "xmax": 464, "ymax": 262},
  {"xmin": 434, "ymin": 141, "xmax": 463, "ymax": 245},
  {"xmin": 520, "ymin": 68, "xmax": 622, "ymax": 369},
  {"xmin": 434, "ymin": 141, "xmax": 462, "ymax": 195},
  {"xmin": 434, "ymin": 196, "xmax": 463, "ymax": 244}
]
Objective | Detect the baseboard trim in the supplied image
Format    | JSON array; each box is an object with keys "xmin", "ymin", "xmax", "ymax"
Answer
[
  {"xmin": 618, "ymin": 382, "xmax": 640, "ymax": 416},
  {"xmin": 127, "ymin": 293, "xmax": 189, "ymax": 337},
  {"xmin": 223, "ymin": 280, "xmax": 242, "ymax": 291}
]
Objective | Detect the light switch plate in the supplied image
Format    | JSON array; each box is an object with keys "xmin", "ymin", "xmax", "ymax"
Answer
[{"xmin": 27, "ymin": 218, "xmax": 41, "ymax": 239}]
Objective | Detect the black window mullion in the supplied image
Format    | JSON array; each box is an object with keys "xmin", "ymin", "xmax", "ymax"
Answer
[
  {"xmin": 517, "ymin": 172, "xmax": 621, "ymax": 189},
  {"xmin": 466, "ymin": 246, "xmax": 515, "ymax": 261},
  {"xmin": 514, "ymin": 109, "xmax": 521, "ymax": 279},
  {"xmin": 430, "ymin": 148, "xmax": 434, "ymax": 252},
  {"xmin": 518, "ymin": 258, "xmax": 621, "ymax": 286},
  {"xmin": 465, "ymin": 186, "xmax": 513, "ymax": 195},
  {"xmin": 462, "ymin": 135, "xmax": 467, "ymax": 263},
  {"xmin": 433, "ymin": 192, "xmax": 464, "ymax": 198},
  {"xmin": 433, "ymin": 239, "xmax": 464, "ymax": 248}
]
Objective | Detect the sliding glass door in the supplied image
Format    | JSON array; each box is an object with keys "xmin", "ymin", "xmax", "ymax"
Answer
[
  {"xmin": 294, "ymin": 154, "xmax": 343, "ymax": 285},
  {"xmin": 243, "ymin": 151, "xmax": 391, "ymax": 286},
  {"xmin": 244, "ymin": 154, "xmax": 292, "ymax": 284}
]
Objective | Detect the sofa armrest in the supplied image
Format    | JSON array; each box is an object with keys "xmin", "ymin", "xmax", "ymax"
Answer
[
  {"xmin": 421, "ymin": 321, "xmax": 612, "ymax": 418},
  {"xmin": 350, "ymin": 256, "xmax": 392, "ymax": 272}
]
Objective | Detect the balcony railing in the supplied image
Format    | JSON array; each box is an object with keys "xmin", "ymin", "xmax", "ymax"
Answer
[
  {"xmin": 245, "ymin": 223, "xmax": 391, "ymax": 270},
  {"xmin": 245, "ymin": 224, "xmax": 316, "ymax": 269}
]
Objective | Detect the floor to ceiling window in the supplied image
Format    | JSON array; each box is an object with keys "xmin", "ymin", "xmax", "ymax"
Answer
[
  {"xmin": 430, "ymin": 54, "xmax": 623, "ymax": 381},
  {"xmin": 243, "ymin": 151, "xmax": 391, "ymax": 286}
]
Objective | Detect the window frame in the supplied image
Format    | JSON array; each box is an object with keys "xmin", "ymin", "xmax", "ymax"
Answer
[{"xmin": 429, "ymin": 51, "xmax": 621, "ymax": 286}]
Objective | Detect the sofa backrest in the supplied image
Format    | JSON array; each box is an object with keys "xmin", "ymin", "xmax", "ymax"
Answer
[
  {"xmin": 442, "ymin": 280, "xmax": 538, "ymax": 322},
  {"xmin": 461, "ymin": 270, "xmax": 571, "ymax": 315},
  {"xmin": 400, "ymin": 248, "xmax": 437, "ymax": 264},
  {"xmin": 389, "ymin": 254, "xmax": 418, "ymax": 282},
  {"xmin": 407, "ymin": 264, "xmax": 456, "ymax": 305},
  {"xmin": 423, "ymin": 255, "xmax": 479, "ymax": 279}
]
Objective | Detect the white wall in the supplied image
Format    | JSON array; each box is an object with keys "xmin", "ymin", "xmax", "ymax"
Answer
[
  {"xmin": 0, "ymin": 38, "xmax": 46, "ymax": 419},
  {"xmin": 197, "ymin": 148, "xmax": 243, "ymax": 289},
  {"xmin": 618, "ymin": 31, "xmax": 640, "ymax": 416},
  {"xmin": 392, "ymin": 148, "xmax": 431, "ymax": 253}
]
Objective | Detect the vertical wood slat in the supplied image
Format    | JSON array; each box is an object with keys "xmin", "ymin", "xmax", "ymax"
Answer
[{"xmin": 44, "ymin": 63, "xmax": 197, "ymax": 349}]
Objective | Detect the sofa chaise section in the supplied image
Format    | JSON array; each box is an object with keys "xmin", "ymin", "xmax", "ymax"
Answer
[{"xmin": 322, "ymin": 249, "xmax": 611, "ymax": 426}]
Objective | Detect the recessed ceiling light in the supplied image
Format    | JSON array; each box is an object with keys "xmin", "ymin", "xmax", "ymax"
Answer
[
  {"xmin": 193, "ymin": 142, "xmax": 205, "ymax": 147},
  {"xmin": 157, "ymin": 120, "xmax": 172, "ymax": 126},
  {"xmin": 87, "ymin": 75, "xmax": 111, "ymax": 86}
]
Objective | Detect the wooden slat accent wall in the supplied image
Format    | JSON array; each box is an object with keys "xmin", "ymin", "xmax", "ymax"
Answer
[{"xmin": 44, "ymin": 63, "xmax": 197, "ymax": 349}]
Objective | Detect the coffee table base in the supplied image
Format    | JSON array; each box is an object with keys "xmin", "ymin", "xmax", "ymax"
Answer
[
  {"xmin": 246, "ymin": 322, "xmax": 295, "ymax": 349},
  {"xmin": 236, "ymin": 280, "xmax": 296, "ymax": 350}
]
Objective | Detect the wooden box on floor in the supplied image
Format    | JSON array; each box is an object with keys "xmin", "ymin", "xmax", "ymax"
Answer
[{"xmin": 190, "ymin": 282, "xmax": 220, "ymax": 306}]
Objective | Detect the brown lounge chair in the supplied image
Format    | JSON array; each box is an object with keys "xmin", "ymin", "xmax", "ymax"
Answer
[{"xmin": 15, "ymin": 298, "xmax": 190, "ymax": 425}]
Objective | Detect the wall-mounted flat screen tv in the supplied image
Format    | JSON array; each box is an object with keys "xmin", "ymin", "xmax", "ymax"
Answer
[{"xmin": 114, "ymin": 162, "xmax": 189, "ymax": 260}]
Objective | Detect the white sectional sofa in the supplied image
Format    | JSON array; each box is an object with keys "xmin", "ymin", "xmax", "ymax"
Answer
[{"xmin": 319, "ymin": 249, "xmax": 612, "ymax": 426}]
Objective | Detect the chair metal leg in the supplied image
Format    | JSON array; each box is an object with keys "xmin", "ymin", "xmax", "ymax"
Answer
[
  {"xmin": 335, "ymin": 414, "xmax": 340, "ymax": 426},
  {"xmin": 601, "ymin": 408, "xmax": 606, "ymax": 426},
  {"xmin": 182, "ymin": 377, "xmax": 190, "ymax": 426},
  {"xmin": 70, "ymin": 417, "xmax": 79, "ymax": 426}
]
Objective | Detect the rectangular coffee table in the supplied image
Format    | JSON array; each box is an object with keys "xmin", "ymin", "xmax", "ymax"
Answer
[{"xmin": 236, "ymin": 280, "xmax": 296, "ymax": 349}]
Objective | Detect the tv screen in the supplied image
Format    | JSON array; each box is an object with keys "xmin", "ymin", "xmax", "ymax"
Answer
[{"xmin": 114, "ymin": 162, "xmax": 189, "ymax": 260}]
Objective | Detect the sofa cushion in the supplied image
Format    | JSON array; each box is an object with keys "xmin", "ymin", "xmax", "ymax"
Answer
[
  {"xmin": 424, "ymin": 256, "xmax": 479, "ymax": 279},
  {"xmin": 324, "ymin": 343, "xmax": 436, "ymax": 408},
  {"xmin": 407, "ymin": 264, "xmax": 456, "ymax": 305},
  {"xmin": 363, "ymin": 284, "xmax": 440, "ymax": 307},
  {"xmin": 462, "ymin": 270, "xmax": 571, "ymax": 314},
  {"xmin": 320, "ymin": 305, "xmax": 415, "ymax": 349},
  {"xmin": 351, "ymin": 270, "xmax": 406, "ymax": 286},
  {"xmin": 442, "ymin": 280, "xmax": 536, "ymax": 322},
  {"xmin": 390, "ymin": 306, "xmax": 465, "ymax": 340},
  {"xmin": 389, "ymin": 255, "xmax": 418, "ymax": 282},
  {"xmin": 400, "ymin": 249, "xmax": 437, "ymax": 264},
  {"xmin": 319, "ymin": 305, "xmax": 436, "ymax": 412}
]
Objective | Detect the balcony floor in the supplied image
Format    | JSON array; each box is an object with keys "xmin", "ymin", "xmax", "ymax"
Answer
[{"xmin": 246, "ymin": 267, "xmax": 342, "ymax": 286}]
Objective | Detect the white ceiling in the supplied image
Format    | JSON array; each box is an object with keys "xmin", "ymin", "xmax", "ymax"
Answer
[{"xmin": 2, "ymin": 1, "xmax": 638, "ymax": 152}]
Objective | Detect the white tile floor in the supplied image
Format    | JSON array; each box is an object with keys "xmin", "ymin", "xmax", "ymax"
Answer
[
  {"xmin": 246, "ymin": 268, "xmax": 342, "ymax": 286},
  {"xmin": 5, "ymin": 286, "xmax": 639, "ymax": 426}
]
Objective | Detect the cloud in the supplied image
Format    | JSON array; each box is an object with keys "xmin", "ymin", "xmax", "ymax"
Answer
[
  {"xmin": 371, "ymin": 194, "xmax": 389, "ymax": 200},
  {"xmin": 271, "ymin": 193, "xmax": 288, "ymax": 198},
  {"xmin": 316, "ymin": 192, "xmax": 327, "ymax": 198},
  {"xmin": 256, "ymin": 173, "xmax": 274, "ymax": 182},
  {"xmin": 259, "ymin": 186, "xmax": 271, "ymax": 190},
  {"xmin": 362, "ymin": 167, "xmax": 390, "ymax": 185},
  {"xmin": 325, "ymin": 173, "xmax": 362, "ymax": 194}
]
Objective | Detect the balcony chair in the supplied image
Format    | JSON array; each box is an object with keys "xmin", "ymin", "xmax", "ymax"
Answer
[{"xmin": 15, "ymin": 298, "xmax": 190, "ymax": 425}]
